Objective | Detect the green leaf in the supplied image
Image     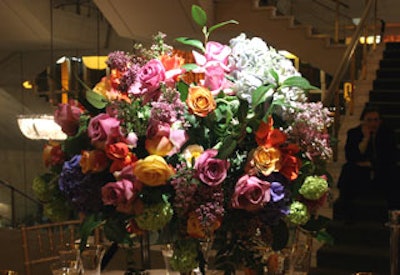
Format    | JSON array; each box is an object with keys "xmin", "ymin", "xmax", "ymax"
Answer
[
  {"xmin": 177, "ymin": 80, "xmax": 189, "ymax": 101},
  {"xmin": 270, "ymin": 69, "xmax": 279, "ymax": 83},
  {"xmin": 301, "ymin": 215, "xmax": 331, "ymax": 232},
  {"xmin": 182, "ymin": 63, "xmax": 199, "ymax": 72},
  {"xmin": 216, "ymin": 136, "xmax": 237, "ymax": 159},
  {"xmin": 191, "ymin": 5, "xmax": 207, "ymax": 27},
  {"xmin": 208, "ymin": 20, "xmax": 239, "ymax": 34},
  {"xmin": 79, "ymin": 215, "xmax": 104, "ymax": 251},
  {"xmin": 316, "ymin": 230, "xmax": 334, "ymax": 246},
  {"xmin": 281, "ymin": 76, "xmax": 319, "ymax": 90},
  {"xmin": 175, "ymin": 37, "xmax": 205, "ymax": 52},
  {"xmin": 86, "ymin": 89, "xmax": 108, "ymax": 109},
  {"xmin": 251, "ymin": 84, "xmax": 275, "ymax": 109}
]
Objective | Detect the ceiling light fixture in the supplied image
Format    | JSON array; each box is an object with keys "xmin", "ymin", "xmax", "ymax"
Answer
[{"xmin": 17, "ymin": 114, "xmax": 67, "ymax": 140}]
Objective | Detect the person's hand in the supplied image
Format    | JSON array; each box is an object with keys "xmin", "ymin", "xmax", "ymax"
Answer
[{"xmin": 361, "ymin": 124, "xmax": 372, "ymax": 140}]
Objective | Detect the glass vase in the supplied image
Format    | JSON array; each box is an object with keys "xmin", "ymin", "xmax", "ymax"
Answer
[
  {"xmin": 286, "ymin": 228, "xmax": 312, "ymax": 275},
  {"xmin": 80, "ymin": 244, "xmax": 105, "ymax": 275}
]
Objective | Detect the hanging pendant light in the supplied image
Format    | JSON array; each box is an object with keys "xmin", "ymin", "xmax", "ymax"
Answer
[{"xmin": 17, "ymin": 0, "xmax": 67, "ymax": 141}]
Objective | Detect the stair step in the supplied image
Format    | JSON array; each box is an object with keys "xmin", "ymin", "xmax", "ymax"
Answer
[
  {"xmin": 316, "ymin": 243, "xmax": 390, "ymax": 274},
  {"xmin": 373, "ymin": 78, "xmax": 400, "ymax": 89},
  {"xmin": 325, "ymin": 220, "xmax": 390, "ymax": 247},
  {"xmin": 367, "ymin": 101, "xmax": 400, "ymax": 115},
  {"xmin": 379, "ymin": 58, "xmax": 400, "ymax": 69},
  {"xmin": 381, "ymin": 115, "xmax": 400, "ymax": 129},
  {"xmin": 369, "ymin": 90, "xmax": 400, "ymax": 101},
  {"xmin": 385, "ymin": 42, "xmax": 400, "ymax": 50},
  {"xmin": 376, "ymin": 68, "xmax": 400, "ymax": 78},
  {"xmin": 383, "ymin": 49, "xmax": 400, "ymax": 59}
]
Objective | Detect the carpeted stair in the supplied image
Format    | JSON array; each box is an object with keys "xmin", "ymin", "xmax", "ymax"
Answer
[{"xmin": 309, "ymin": 42, "xmax": 400, "ymax": 275}]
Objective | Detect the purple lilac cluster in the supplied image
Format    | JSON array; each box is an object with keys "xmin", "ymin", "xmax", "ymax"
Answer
[
  {"xmin": 170, "ymin": 163, "xmax": 199, "ymax": 217},
  {"xmin": 194, "ymin": 184, "xmax": 224, "ymax": 228},
  {"xmin": 284, "ymin": 102, "xmax": 333, "ymax": 161},
  {"xmin": 106, "ymin": 51, "xmax": 131, "ymax": 71},
  {"xmin": 151, "ymin": 87, "xmax": 186, "ymax": 124}
]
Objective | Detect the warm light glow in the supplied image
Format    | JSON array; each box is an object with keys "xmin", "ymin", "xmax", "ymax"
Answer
[
  {"xmin": 17, "ymin": 114, "xmax": 67, "ymax": 140},
  {"xmin": 359, "ymin": 35, "xmax": 381, "ymax": 44},
  {"xmin": 22, "ymin": 80, "xmax": 33, "ymax": 89},
  {"xmin": 82, "ymin": 56, "xmax": 108, "ymax": 70}
]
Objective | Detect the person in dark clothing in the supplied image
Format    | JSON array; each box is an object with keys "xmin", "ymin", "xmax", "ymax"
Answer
[{"xmin": 337, "ymin": 105, "xmax": 398, "ymax": 222}]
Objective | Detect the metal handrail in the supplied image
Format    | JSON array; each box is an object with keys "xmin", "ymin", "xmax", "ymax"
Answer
[
  {"xmin": 0, "ymin": 179, "xmax": 40, "ymax": 227},
  {"xmin": 322, "ymin": 0, "xmax": 376, "ymax": 160}
]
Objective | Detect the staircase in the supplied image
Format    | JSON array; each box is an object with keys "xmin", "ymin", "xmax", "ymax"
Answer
[
  {"xmin": 205, "ymin": 0, "xmax": 347, "ymax": 76},
  {"xmin": 308, "ymin": 42, "xmax": 400, "ymax": 275},
  {"xmin": 369, "ymin": 42, "xmax": 400, "ymax": 155}
]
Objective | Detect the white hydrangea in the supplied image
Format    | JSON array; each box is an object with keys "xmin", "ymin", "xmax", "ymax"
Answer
[{"xmin": 228, "ymin": 33, "xmax": 308, "ymax": 106}]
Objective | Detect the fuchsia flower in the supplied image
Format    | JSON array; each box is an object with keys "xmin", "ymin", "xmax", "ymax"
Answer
[
  {"xmin": 54, "ymin": 103, "xmax": 82, "ymax": 136},
  {"xmin": 87, "ymin": 113, "xmax": 124, "ymax": 149},
  {"xmin": 194, "ymin": 149, "xmax": 230, "ymax": 186},
  {"xmin": 101, "ymin": 179, "xmax": 141, "ymax": 214},
  {"xmin": 232, "ymin": 174, "xmax": 271, "ymax": 211}
]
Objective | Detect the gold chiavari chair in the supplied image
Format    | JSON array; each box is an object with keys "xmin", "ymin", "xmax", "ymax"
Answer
[{"xmin": 20, "ymin": 220, "xmax": 84, "ymax": 275}]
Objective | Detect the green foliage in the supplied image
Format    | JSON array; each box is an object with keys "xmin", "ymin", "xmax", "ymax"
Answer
[{"xmin": 86, "ymin": 89, "xmax": 108, "ymax": 109}]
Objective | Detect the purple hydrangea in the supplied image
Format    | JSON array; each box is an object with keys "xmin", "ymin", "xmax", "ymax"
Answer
[{"xmin": 59, "ymin": 155, "xmax": 112, "ymax": 213}]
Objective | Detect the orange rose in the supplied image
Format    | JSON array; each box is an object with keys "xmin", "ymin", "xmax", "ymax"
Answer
[
  {"xmin": 133, "ymin": 155, "xmax": 175, "ymax": 186},
  {"xmin": 80, "ymin": 149, "xmax": 109, "ymax": 174},
  {"xmin": 186, "ymin": 86, "xmax": 216, "ymax": 117},
  {"xmin": 105, "ymin": 142, "xmax": 130, "ymax": 161},
  {"xmin": 109, "ymin": 152, "xmax": 137, "ymax": 173},
  {"xmin": 279, "ymin": 153, "xmax": 300, "ymax": 181},
  {"xmin": 145, "ymin": 136, "xmax": 173, "ymax": 156},
  {"xmin": 252, "ymin": 146, "xmax": 281, "ymax": 177}
]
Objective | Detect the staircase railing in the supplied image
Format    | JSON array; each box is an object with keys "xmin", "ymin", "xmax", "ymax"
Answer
[
  {"xmin": 322, "ymin": 0, "xmax": 377, "ymax": 160},
  {"xmin": 0, "ymin": 179, "xmax": 41, "ymax": 228}
]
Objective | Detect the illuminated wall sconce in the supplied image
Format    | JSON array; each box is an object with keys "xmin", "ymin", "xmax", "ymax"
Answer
[
  {"xmin": 17, "ymin": 114, "xmax": 67, "ymax": 140},
  {"xmin": 22, "ymin": 80, "xmax": 33, "ymax": 89}
]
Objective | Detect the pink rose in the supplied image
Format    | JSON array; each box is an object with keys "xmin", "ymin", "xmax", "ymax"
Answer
[
  {"xmin": 138, "ymin": 59, "xmax": 166, "ymax": 102},
  {"xmin": 205, "ymin": 41, "xmax": 231, "ymax": 64},
  {"xmin": 87, "ymin": 113, "xmax": 123, "ymax": 148},
  {"xmin": 204, "ymin": 63, "xmax": 232, "ymax": 95},
  {"xmin": 194, "ymin": 149, "xmax": 230, "ymax": 186},
  {"xmin": 54, "ymin": 103, "xmax": 82, "ymax": 136},
  {"xmin": 101, "ymin": 179, "xmax": 141, "ymax": 214},
  {"xmin": 232, "ymin": 175, "xmax": 271, "ymax": 212}
]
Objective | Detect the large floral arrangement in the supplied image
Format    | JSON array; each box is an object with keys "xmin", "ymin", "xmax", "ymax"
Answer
[{"xmin": 33, "ymin": 5, "xmax": 333, "ymax": 274}]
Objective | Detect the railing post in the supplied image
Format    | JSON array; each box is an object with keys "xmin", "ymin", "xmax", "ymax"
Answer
[
  {"xmin": 11, "ymin": 187, "xmax": 16, "ymax": 227},
  {"xmin": 388, "ymin": 210, "xmax": 400, "ymax": 275}
]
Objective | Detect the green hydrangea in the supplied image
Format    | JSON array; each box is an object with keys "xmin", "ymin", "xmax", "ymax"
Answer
[
  {"xmin": 299, "ymin": 175, "xmax": 328, "ymax": 200},
  {"xmin": 134, "ymin": 195, "xmax": 173, "ymax": 231},
  {"xmin": 169, "ymin": 239, "xmax": 198, "ymax": 273},
  {"xmin": 287, "ymin": 201, "xmax": 310, "ymax": 225},
  {"xmin": 32, "ymin": 173, "xmax": 59, "ymax": 202},
  {"xmin": 43, "ymin": 199, "xmax": 71, "ymax": 222}
]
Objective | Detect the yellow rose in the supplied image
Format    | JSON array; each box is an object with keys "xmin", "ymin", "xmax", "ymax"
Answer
[
  {"xmin": 186, "ymin": 86, "xmax": 216, "ymax": 117},
  {"xmin": 252, "ymin": 146, "xmax": 281, "ymax": 177},
  {"xmin": 133, "ymin": 155, "xmax": 175, "ymax": 186}
]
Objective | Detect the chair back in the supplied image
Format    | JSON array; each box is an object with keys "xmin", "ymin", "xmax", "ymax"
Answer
[{"xmin": 20, "ymin": 220, "xmax": 82, "ymax": 275}]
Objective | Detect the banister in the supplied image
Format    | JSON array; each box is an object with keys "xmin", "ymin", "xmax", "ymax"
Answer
[
  {"xmin": 323, "ymin": 0, "xmax": 375, "ymax": 106},
  {"xmin": 0, "ymin": 179, "xmax": 40, "ymax": 227},
  {"xmin": 322, "ymin": 0, "xmax": 376, "ymax": 161}
]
